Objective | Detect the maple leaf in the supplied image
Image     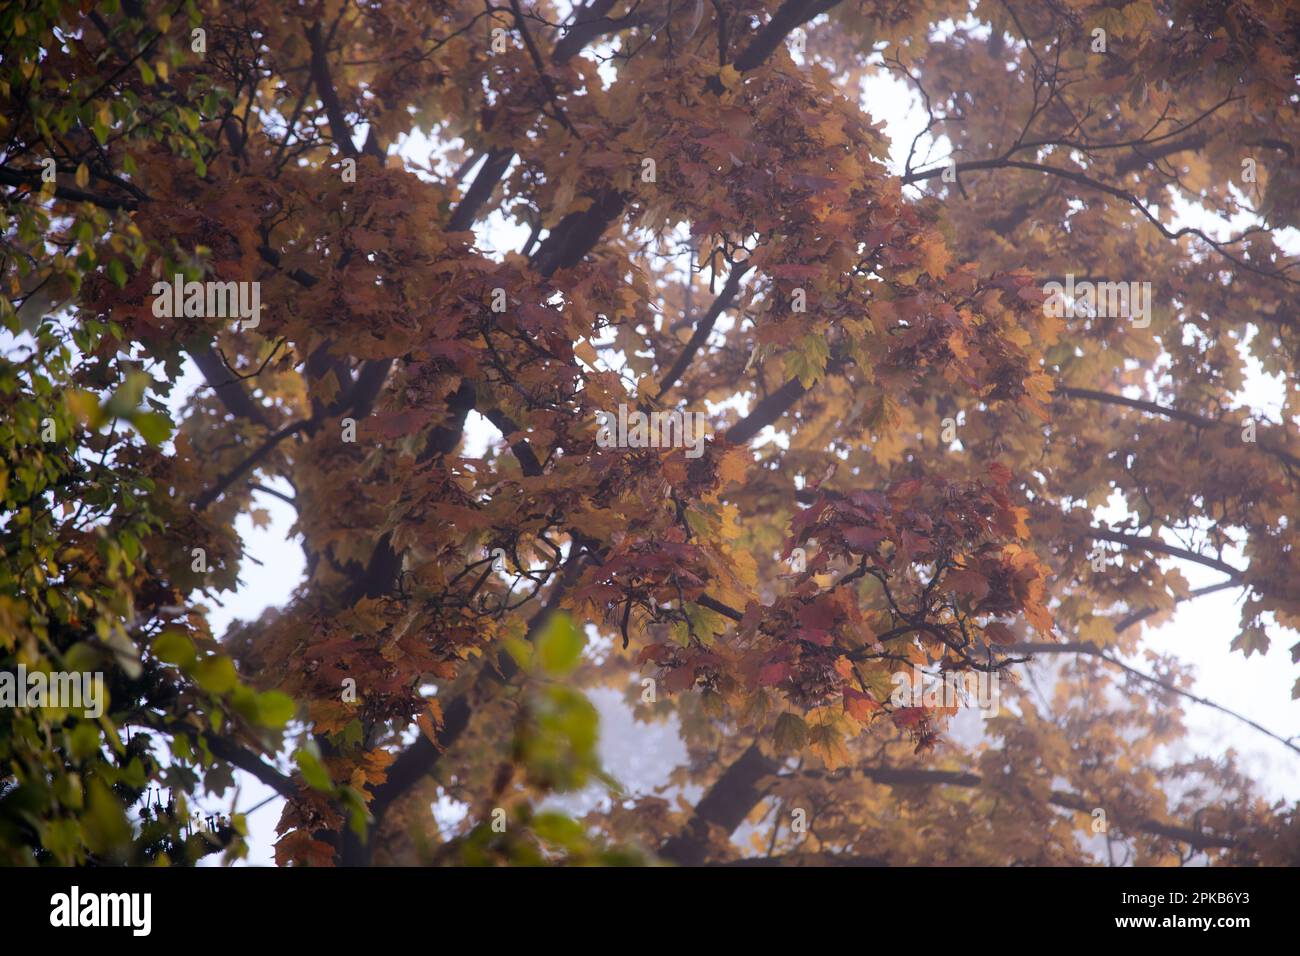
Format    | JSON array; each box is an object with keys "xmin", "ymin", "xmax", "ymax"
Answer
[
  {"xmin": 945, "ymin": 567, "xmax": 991, "ymax": 602},
  {"xmin": 10, "ymin": 0, "xmax": 1298, "ymax": 871},
  {"xmin": 982, "ymin": 622, "xmax": 1016, "ymax": 646},
  {"xmin": 1232, "ymin": 626, "xmax": 1270, "ymax": 659},
  {"xmin": 773, "ymin": 713, "xmax": 808, "ymax": 753},
  {"xmin": 843, "ymin": 687, "xmax": 880, "ymax": 722},
  {"xmin": 759, "ymin": 660, "xmax": 793, "ymax": 686}
]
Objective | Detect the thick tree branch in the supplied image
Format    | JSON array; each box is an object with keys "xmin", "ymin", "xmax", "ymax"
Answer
[
  {"xmin": 191, "ymin": 345, "xmax": 273, "ymax": 428},
  {"xmin": 731, "ymin": 0, "xmax": 843, "ymax": 73},
  {"xmin": 723, "ymin": 376, "xmax": 806, "ymax": 445},
  {"xmin": 658, "ymin": 742, "xmax": 779, "ymax": 864},
  {"xmin": 349, "ymin": 558, "xmax": 590, "ymax": 863},
  {"xmin": 1089, "ymin": 527, "xmax": 1243, "ymax": 580},
  {"xmin": 509, "ymin": 0, "xmax": 575, "ymax": 133},
  {"xmin": 199, "ymin": 732, "xmax": 299, "ymax": 802},
  {"xmin": 146, "ymin": 714, "xmax": 298, "ymax": 803},
  {"xmin": 1059, "ymin": 385, "xmax": 1300, "ymax": 471},
  {"xmin": 0, "ymin": 166, "xmax": 139, "ymax": 210},
  {"xmin": 663, "ymin": 748, "xmax": 1239, "ymax": 864},
  {"xmin": 307, "ymin": 22, "xmax": 362, "ymax": 160},
  {"xmin": 193, "ymin": 419, "xmax": 312, "ymax": 512},
  {"xmin": 534, "ymin": 0, "xmax": 846, "ymax": 278},
  {"xmin": 657, "ymin": 262, "xmax": 751, "ymax": 396}
]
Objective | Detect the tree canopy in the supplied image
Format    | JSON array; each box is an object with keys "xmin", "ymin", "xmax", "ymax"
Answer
[{"xmin": 2, "ymin": 0, "xmax": 1299, "ymax": 867}]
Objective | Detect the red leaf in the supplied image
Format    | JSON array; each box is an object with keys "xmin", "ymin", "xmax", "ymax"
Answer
[
  {"xmin": 945, "ymin": 568, "xmax": 990, "ymax": 601},
  {"xmin": 843, "ymin": 688, "xmax": 879, "ymax": 721},
  {"xmin": 797, "ymin": 597, "xmax": 839, "ymax": 630},
  {"xmin": 759, "ymin": 661, "xmax": 793, "ymax": 686},
  {"xmin": 987, "ymin": 462, "xmax": 1013, "ymax": 486},
  {"xmin": 842, "ymin": 526, "xmax": 886, "ymax": 552},
  {"xmin": 891, "ymin": 706, "xmax": 927, "ymax": 728},
  {"xmin": 983, "ymin": 622, "xmax": 1016, "ymax": 645}
]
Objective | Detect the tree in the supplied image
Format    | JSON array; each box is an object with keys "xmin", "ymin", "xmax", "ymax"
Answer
[{"xmin": 2, "ymin": 0, "xmax": 1298, "ymax": 867}]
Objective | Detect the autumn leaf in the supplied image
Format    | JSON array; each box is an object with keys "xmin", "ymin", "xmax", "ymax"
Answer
[
  {"xmin": 983, "ymin": 622, "xmax": 1016, "ymax": 646},
  {"xmin": 773, "ymin": 713, "xmax": 808, "ymax": 753},
  {"xmin": 6, "ymin": 0, "xmax": 1296, "ymax": 871},
  {"xmin": 843, "ymin": 687, "xmax": 879, "ymax": 722},
  {"xmin": 945, "ymin": 567, "xmax": 990, "ymax": 602}
]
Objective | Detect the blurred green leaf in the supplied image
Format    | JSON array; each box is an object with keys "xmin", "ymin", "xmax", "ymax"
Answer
[
  {"xmin": 131, "ymin": 410, "xmax": 172, "ymax": 445},
  {"xmin": 294, "ymin": 747, "xmax": 332, "ymax": 792},
  {"xmin": 152, "ymin": 630, "xmax": 195, "ymax": 667},
  {"xmin": 535, "ymin": 612, "xmax": 584, "ymax": 675},
  {"xmin": 192, "ymin": 656, "xmax": 238, "ymax": 694},
  {"xmin": 256, "ymin": 690, "xmax": 296, "ymax": 728}
]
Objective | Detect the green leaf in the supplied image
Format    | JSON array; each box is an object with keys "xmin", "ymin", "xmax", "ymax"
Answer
[
  {"xmin": 192, "ymin": 656, "xmax": 238, "ymax": 694},
  {"xmin": 532, "ymin": 811, "xmax": 585, "ymax": 847},
  {"xmin": 785, "ymin": 333, "xmax": 830, "ymax": 388},
  {"xmin": 339, "ymin": 786, "xmax": 370, "ymax": 839},
  {"xmin": 294, "ymin": 747, "xmax": 332, "ymax": 792},
  {"xmin": 83, "ymin": 778, "xmax": 131, "ymax": 856},
  {"xmin": 535, "ymin": 612, "xmax": 585, "ymax": 675},
  {"xmin": 256, "ymin": 690, "xmax": 296, "ymax": 728},
  {"xmin": 152, "ymin": 629, "xmax": 196, "ymax": 667},
  {"xmin": 64, "ymin": 642, "xmax": 101, "ymax": 673},
  {"xmin": 131, "ymin": 410, "xmax": 172, "ymax": 445},
  {"xmin": 503, "ymin": 635, "xmax": 533, "ymax": 670},
  {"xmin": 1231, "ymin": 625, "xmax": 1270, "ymax": 659},
  {"xmin": 343, "ymin": 719, "xmax": 364, "ymax": 747},
  {"xmin": 520, "ymin": 685, "xmax": 601, "ymax": 792},
  {"xmin": 68, "ymin": 721, "xmax": 101, "ymax": 760},
  {"xmin": 104, "ymin": 371, "xmax": 148, "ymax": 418},
  {"xmin": 228, "ymin": 684, "xmax": 261, "ymax": 723}
]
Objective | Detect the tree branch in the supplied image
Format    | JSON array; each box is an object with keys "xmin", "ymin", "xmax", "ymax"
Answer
[
  {"xmin": 191, "ymin": 345, "xmax": 273, "ymax": 428},
  {"xmin": 193, "ymin": 419, "xmax": 312, "ymax": 512},
  {"xmin": 1011, "ymin": 639, "xmax": 1300, "ymax": 757},
  {"xmin": 1089, "ymin": 526, "xmax": 1243, "ymax": 580},
  {"xmin": 658, "ymin": 742, "xmax": 779, "ymax": 864},
  {"xmin": 723, "ymin": 376, "xmax": 806, "ymax": 445},
  {"xmin": 307, "ymin": 22, "xmax": 361, "ymax": 159},
  {"xmin": 657, "ymin": 262, "xmax": 751, "ymax": 396},
  {"xmin": 1059, "ymin": 385, "xmax": 1300, "ymax": 471}
]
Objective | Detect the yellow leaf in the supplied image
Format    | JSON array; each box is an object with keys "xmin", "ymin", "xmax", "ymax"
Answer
[
  {"xmin": 717, "ymin": 65, "xmax": 742, "ymax": 92},
  {"xmin": 1024, "ymin": 372, "xmax": 1054, "ymax": 404},
  {"xmin": 918, "ymin": 236, "xmax": 951, "ymax": 278},
  {"xmin": 574, "ymin": 339, "xmax": 599, "ymax": 368},
  {"xmin": 716, "ymin": 447, "xmax": 749, "ymax": 488}
]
